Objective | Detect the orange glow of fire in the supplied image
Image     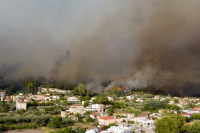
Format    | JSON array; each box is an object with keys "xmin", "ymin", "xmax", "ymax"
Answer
[
  {"xmin": 47, "ymin": 75, "xmax": 51, "ymax": 78},
  {"xmin": 109, "ymin": 86, "xmax": 114, "ymax": 90},
  {"xmin": 124, "ymin": 87, "xmax": 129, "ymax": 90}
]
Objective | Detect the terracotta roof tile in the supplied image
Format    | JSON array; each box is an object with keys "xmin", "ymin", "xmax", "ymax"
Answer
[
  {"xmin": 139, "ymin": 112, "xmax": 150, "ymax": 117},
  {"xmin": 99, "ymin": 116, "xmax": 120, "ymax": 120},
  {"xmin": 86, "ymin": 126, "xmax": 96, "ymax": 130}
]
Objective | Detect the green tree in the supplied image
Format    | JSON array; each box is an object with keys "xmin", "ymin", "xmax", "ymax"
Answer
[
  {"xmin": 78, "ymin": 127, "xmax": 85, "ymax": 133},
  {"xmin": 107, "ymin": 107, "xmax": 114, "ymax": 116},
  {"xmin": 59, "ymin": 82, "xmax": 64, "ymax": 89},
  {"xmin": 83, "ymin": 100, "xmax": 89, "ymax": 108},
  {"xmin": 86, "ymin": 117, "xmax": 94, "ymax": 122},
  {"xmin": 77, "ymin": 119, "xmax": 84, "ymax": 123},
  {"xmin": 109, "ymin": 123, "xmax": 117, "ymax": 127},
  {"xmin": 144, "ymin": 104, "xmax": 149, "ymax": 111},
  {"xmin": 62, "ymin": 100, "xmax": 68, "ymax": 106},
  {"xmin": 19, "ymin": 108, "xmax": 26, "ymax": 114},
  {"xmin": 85, "ymin": 96, "xmax": 91, "ymax": 101},
  {"xmin": 48, "ymin": 116, "xmax": 62, "ymax": 128},
  {"xmin": 191, "ymin": 120, "xmax": 200, "ymax": 133},
  {"xmin": 63, "ymin": 127, "xmax": 73, "ymax": 133},
  {"xmin": 78, "ymin": 96, "xmax": 85, "ymax": 102},
  {"xmin": 154, "ymin": 114, "xmax": 186, "ymax": 133},
  {"xmin": 74, "ymin": 124, "xmax": 81, "ymax": 132},
  {"xmin": 174, "ymin": 99, "xmax": 179, "ymax": 103},
  {"xmin": 77, "ymin": 83, "xmax": 86, "ymax": 96},
  {"xmin": 181, "ymin": 124, "xmax": 191, "ymax": 133},
  {"xmin": 56, "ymin": 129, "xmax": 63, "ymax": 133},
  {"xmin": 167, "ymin": 94, "xmax": 171, "ymax": 97}
]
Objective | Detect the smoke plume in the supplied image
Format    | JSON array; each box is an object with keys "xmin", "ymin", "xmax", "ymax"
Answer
[{"xmin": 1, "ymin": 1, "xmax": 200, "ymax": 95}]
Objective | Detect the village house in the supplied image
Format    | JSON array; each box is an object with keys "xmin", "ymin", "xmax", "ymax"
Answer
[
  {"xmin": 101, "ymin": 123, "xmax": 134, "ymax": 133},
  {"xmin": 90, "ymin": 112, "xmax": 100, "ymax": 119},
  {"xmin": 192, "ymin": 106, "xmax": 200, "ymax": 113},
  {"xmin": 107, "ymin": 97, "xmax": 113, "ymax": 101},
  {"xmin": 176, "ymin": 103, "xmax": 183, "ymax": 108},
  {"xmin": 67, "ymin": 97, "xmax": 80, "ymax": 102},
  {"xmin": 129, "ymin": 112, "xmax": 150, "ymax": 122},
  {"xmin": 85, "ymin": 126, "xmax": 99, "ymax": 133},
  {"xmin": 98, "ymin": 116, "xmax": 121, "ymax": 125},
  {"xmin": 16, "ymin": 101, "xmax": 27, "ymax": 110},
  {"xmin": 137, "ymin": 119, "xmax": 154, "ymax": 127},
  {"xmin": 4, "ymin": 97, "xmax": 12, "ymax": 102},
  {"xmin": 36, "ymin": 95, "xmax": 45, "ymax": 100},
  {"xmin": 61, "ymin": 111, "xmax": 67, "ymax": 117},
  {"xmin": 153, "ymin": 95, "xmax": 160, "ymax": 100},
  {"xmin": 126, "ymin": 95, "xmax": 134, "ymax": 100},
  {"xmin": 169, "ymin": 100, "xmax": 174, "ymax": 104},
  {"xmin": 68, "ymin": 104, "xmax": 86, "ymax": 114},
  {"xmin": 16, "ymin": 95, "xmax": 24, "ymax": 102},
  {"xmin": 181, "ymin": 113, "xmax": 192, "ymax": 118},
  {"xmin": 127, "ymin": 113, "xmax": 135, "ymax": 118},
  {"xmin": 68, "ymin": 115, "xmax": 78, "ymax": 121},
  {"xmin": 0, "ymin": 91, "xmax": 5, "ymax": 97},
  {"xmin": 44, "ymin": 95, "xmax": 50, "ymax": 101},
  {"xmin": 136, "ymin": 98, "xmax": 143, "ymax": 103},
  {"xmin": 24, "ymin": 97, "xmax": 32, "ymax": 102}
]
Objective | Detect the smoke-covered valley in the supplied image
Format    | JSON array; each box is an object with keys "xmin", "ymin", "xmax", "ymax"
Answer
[{"xmin": 1, "ymin": 1, "xmax": 200, "ymax": 96}]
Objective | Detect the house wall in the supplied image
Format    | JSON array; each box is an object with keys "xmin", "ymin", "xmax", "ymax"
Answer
[{"xmin": 16, "ymin": 102, "xmax": 27, "ymax": 110}]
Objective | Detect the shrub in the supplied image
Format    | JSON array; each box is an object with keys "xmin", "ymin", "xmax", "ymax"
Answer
[
  {"xmin": 48, "ymin": 116, "xmax": 62, "ymax": 128},
  {"xmin": 86, "ymin": 117, "xmax": 94, "ymax": 122}
]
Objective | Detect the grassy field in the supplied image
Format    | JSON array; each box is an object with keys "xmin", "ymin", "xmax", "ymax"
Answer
[
  {"xmin": 0, "ymin": 113, "xmax": 20, "ymax": 116},
  {"xmin": 52, "ymin": 114, "xmax": 61, "ymax": 117},
  {"xmin": 2, "ymin": 129, "xmax": 44, "ymax": 133}
]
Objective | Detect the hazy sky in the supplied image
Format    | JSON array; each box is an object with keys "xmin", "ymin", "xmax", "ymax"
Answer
[{"xmin": 1, "ymin": 1, "xmax": 200, "ymax": 95}]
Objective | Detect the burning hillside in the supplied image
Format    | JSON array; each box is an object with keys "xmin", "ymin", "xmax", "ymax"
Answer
[{"xmin": 1, "ymin": 1, "xmax": 200, "ymax": 96}]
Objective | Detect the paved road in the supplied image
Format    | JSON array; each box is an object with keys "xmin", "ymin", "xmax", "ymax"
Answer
[{"xmin": 142, "ymin": 128, "xmax": 155, "ymax": 133}]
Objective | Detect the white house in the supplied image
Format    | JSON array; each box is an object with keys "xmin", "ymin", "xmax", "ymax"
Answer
[
  {"xmin": 137, "ymin": 119, "xmax": 154, "ymax": 127},
  {"xmin": 68, "ymin": 104, "xmax": 86, "ymax": 114},
  {"xmin": 24, "ymin": 98, "xmax": 32, "ymax": 102},
  {"xmin": 169, "ymin": 100, "xmax": 174, "ymax": 105},
  {"xmin": 181, "ymin": 113, "xmax": 192, "ymax": 118},
  {"xmin": 67, "ymin": 97, "xmax": 80, "ymax": 102},
  {"xmin": 16, "ymin": 101, "xmax": 27, "ymax": 110},
  {"xmin": 86, "ymin": 126, "xmax": 98, "ymax": 133},
  {"xmin": 0, "ymin": 91, "xmax": 5, "ymax": 97},
  {"xmin": 61, "ymin": 111, "xmax": 67, "ymax": 117},
  {"xmin": 126, "ymin": 95, "xmax": 134, "ymax": 100},
  {"xmin": 127, "ymin": 113, "xmax": 135, "ymax": 118},
  {"xmin": 98, "ymin": 116, "xmax": 121, "ymax": 125},
  {"xmin": 107, "ymin": 126, "xmax": 133, "ymax": 133},
  {"xmin": 44, "ymin": 95, "xmax": 50, "ymax": 101},
  {"xmin": 136, "ymin": 98, "xmax": 143, "ymax": 103},
  {"xmin": 153, "ymin": 96, "xmax": 160, "ymax": 100},
  {"xmin": 107, "ymin": 97, "xmax": 113, "ymax": 101}
]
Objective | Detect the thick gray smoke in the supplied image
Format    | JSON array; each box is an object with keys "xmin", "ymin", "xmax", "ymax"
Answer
[{"xmin": 1, "ymin": 1, "xmax": 200, "ymax": 95}]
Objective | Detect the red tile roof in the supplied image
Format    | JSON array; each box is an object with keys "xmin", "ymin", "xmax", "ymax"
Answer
[
  {"xmin": 181, "ymin": 113, "xmax": 192, "ymax": 116},
  {"xmin": 72, "ymin": 104, "xmax": 82, "ymax": 106},
  {"xmin": 86, "ymin": 126, "xmax": 96, "ymax": 130},
  {"xmin": 192, "ymin": 107, "xmax": 200, "ymax": 111},
  {"xmin": 139, "ymin": 112, "xmax": 150, "ymax": 117},
  {"xmin": 90, "ymin": 112, "xmax": 100, "ymax": 116},
  {"xmin": 99, "ymin": 116, "xmax": 120, "ymax": 120}
]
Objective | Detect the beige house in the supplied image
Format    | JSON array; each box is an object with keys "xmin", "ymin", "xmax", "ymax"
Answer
[
  {"xmin": 90, "ymin": 112, "xmax": 100, "ymax": 119},
  {"xmin": 98, "ymin": 116, "xmax": 121, "ymax": 125},
  {"xmin": 68, "ymin": 104, "xmax": 86, "ymax": 114},
  {"xmin": 68, "ymin": 115, "xmax": 78, "ymax": 121},
  {"xmin": 61, "ymin": 111, "xmax": 67, "ymax": 117},
  {"xmin": 16, "ymin": 101, "xmax": 27, "ymax": 110}
]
